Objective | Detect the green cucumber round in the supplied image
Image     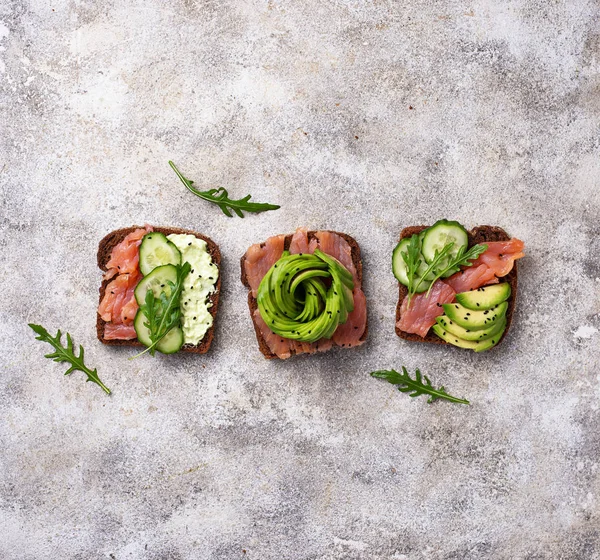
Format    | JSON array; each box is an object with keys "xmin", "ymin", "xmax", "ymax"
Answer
[
  {"xmin": 139, "ymin": 233, "xmax": 181, "ymax": 276},
  {"xmin": 393, "ymin": 235, "xmax": 436, "ymax": 291},
  {"xmin": 392, "ymin": 238, "xmax": 411, "ymax": 286},
  {"xmin": 421, "ymin": 220, "xmax": 468, "ymax": 264},
  {"xmin": 133, "ymin": 310, "xmax": 184, "ymax": 354},
  {"xmin": 134, "ymin": 264, "xmax": 178, "ymax": 306}
]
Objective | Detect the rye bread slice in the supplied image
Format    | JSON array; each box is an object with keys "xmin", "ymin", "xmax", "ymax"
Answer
[
  {"xmin": 97, "ymin": 226, "xmax": 221, "ymax": 354},
  {"xmin": 240, "ymin": 231, "xmax": 368, "ymax": 359},
  {"xmin": 395, "ymin": 225, "xmax": 518, "ymax": 346}
]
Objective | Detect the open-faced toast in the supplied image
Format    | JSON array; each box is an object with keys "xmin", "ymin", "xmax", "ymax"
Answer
[
  {"xmin": 97, "ymin": 226, "xmax": 221, "ymax": 354},
  {"xmin": 241, "ymin": 229, "xmax": 368, "ymax": 359},
  {"xmin": 395, "ymin": 225, "xmax": 519, "ymax": 347}
]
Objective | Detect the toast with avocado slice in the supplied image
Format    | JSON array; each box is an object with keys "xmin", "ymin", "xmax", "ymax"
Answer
[
  {"xmin": 394, "ymin": 224, "xmax": 522, "ymax": 350},
  {"xmin": 97, "ymin": 225, "xmax": 221, "ymax": 354}
]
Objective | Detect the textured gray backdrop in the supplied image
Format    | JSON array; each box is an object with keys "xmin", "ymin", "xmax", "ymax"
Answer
[{"xmin": 1, "ymin": 1, "xmax": 599, "ymax": 559}]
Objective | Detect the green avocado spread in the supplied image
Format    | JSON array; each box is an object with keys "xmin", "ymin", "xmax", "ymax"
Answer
[
  {"xmin": 257, "ymin": 249, "xmax": 354, "ymax": 343},
  {"xmin": 167, "ymin": 234, "xmax": 218, "ymax": 345}
]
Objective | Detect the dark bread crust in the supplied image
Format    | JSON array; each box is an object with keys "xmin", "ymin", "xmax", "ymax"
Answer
[
  {"xmin": 97, "ymin": 226, "xmax": 221, "ymax": 354},
  {"xmin": 240, "ymin": 231, "xmax": 368, "ymax": 359},
  {"xmin": 395, "ymin": 225, "xmax": 518, "ymax": 346}
]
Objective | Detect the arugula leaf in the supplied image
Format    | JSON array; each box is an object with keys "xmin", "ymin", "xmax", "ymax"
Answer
[
  {"xmin": 401, "ymin": 234, "xmax": 422, "ymax": 305},
  {"xmin": 29, "ymin": 324, "xmax": 111, "ymax": 395},
  {"xmin": 425, "ymin": 243, "xmax": 488, "ymax": 297},
  {"xmin": 370, "ymin": 366, "xmax": 469, "ymax": 404},
  {"xmin": 169, "ymin": 161, "xmax": 280, "ymax": 218},
  {"xmin": 133, "ymin": 261, "xmax": 191, "ymax": 358}
]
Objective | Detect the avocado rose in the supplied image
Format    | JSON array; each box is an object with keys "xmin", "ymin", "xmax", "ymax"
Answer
[{"xmin": 256, "ymin": 249, "xmax": 355, "ymax": 343}]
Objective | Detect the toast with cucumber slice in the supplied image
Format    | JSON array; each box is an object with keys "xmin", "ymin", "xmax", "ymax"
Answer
[
  {"xmin": 393, "ymin": 222, "xmax": 524, "ymax": 352},
  {"xmin": 97, "ymin": 226, "xmax": 221, "ymax": 355}
]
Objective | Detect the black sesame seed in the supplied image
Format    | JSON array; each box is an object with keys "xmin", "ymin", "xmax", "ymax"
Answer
[
  {"xmin": 188, "ymin": 242, "xmax": 192, "ymax": 246},
  {"xmin": 476, "ymin": 303, "xmax": 480, "ymax": 307},
  {"xmin": 161, "ymin": 284, "xmax": 165, "ymax": 287},
  {"xmin": 466, "ymin": 313, "xmax": 471, "ymax": 316},
  {"xmin": 209, "ymin": 276, "xmax": 213, "ymax": 280}
]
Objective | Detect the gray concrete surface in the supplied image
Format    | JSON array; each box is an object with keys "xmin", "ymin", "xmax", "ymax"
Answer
[{"xmin": 1, "ymin": 1, "xmax": 599, "ymax": 558}]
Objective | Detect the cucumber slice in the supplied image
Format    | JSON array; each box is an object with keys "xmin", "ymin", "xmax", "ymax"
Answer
[
  {"xmin": 392, "ymin": 238, "xmax": 411, "ymax": 286},
  {"xmin": 421, "ymin": 220, "xmax": 468, "ymax": 264},
  {"xmin": 133, "ymin": 310, "xmax": 184, "ymax": 354},
  {"xmin": 442, "ymin": 301, "xmax": 508, "ymax": 330},
  {"xmin": 455, "ymin": 283, "xmax": 511, "ymax": 310},
  {"xmin": 139, "ymin": 233, "xmax": 181, "ymax": 276},
  {"xmin": 436, "ymin": 315, "xmax": 506, "ymax": 341},
  {"xmin": 392, "ymin": 235, "xmax": 435, "ymax": 287},
  {"xmin": 432, "ymin": 323, "xmax": 504, "ymax": 352},
  {"xmin": 134, "ymin": 264, "xmax": 178, "ymax": 306}
]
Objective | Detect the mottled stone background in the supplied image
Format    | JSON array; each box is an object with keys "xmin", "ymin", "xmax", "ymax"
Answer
[{"xmin": 1, "ymin": 1, "xmax": 599, "ymax": 558}]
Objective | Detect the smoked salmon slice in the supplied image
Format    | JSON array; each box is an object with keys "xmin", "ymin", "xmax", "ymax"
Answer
[
  {"xmin": 98, "ymin": 271, "xmax": 142, "ymax": 326},
  {"xmin": 469, "ymin": 239, "xmax": 524, "ymax": 278},
  {"xmin": 444, "ymin": 264, "xmax": 499, "ymax": 293},
  {"xmin": 99, "ymin": 227, "xmax": 152, "ymax": 340},
  {"xmin": 104, "ymin": 322, "xmax": 137, "ymax": 340},
  {"xmin": 289, "ymin": 227, "xmax": 310, "ymax": 254},
  {"xmin": 332, "ymin": 287, "xmax": 367, "ymax": 347},
  {"xmin": 397, "ymin": 280, "xmax": 456, "ymax": 338},
  {"xmin": 244, "ymin": 234, "xmax": 286, "ymax": 297},
  {"xmin": 104, "ymin": 226, "xmax": 152, "ymax": 280}
]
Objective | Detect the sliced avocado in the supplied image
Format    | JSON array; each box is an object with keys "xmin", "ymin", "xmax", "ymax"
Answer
[
  {"xmin": 432, "ymin": 324, "xmax": 505, "ymax": 352},
  {"xmin": 442, "ymin": 301, "xmax": 507, "ymax": 330},
  {"xmin": 256, "ymin": 250, "xmax": 354, "ymax": 343},
  {"xmin": 436, "ymin": 315, "xmax": 506, "ymax": 341},
  {"xmin": 455, "ymin": 283, "xmax": 511, "ymax": 311}
]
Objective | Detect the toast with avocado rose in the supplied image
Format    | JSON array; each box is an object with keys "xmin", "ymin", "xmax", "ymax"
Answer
[{"xmin": 241, "ymin": 228, "xmax": 368, "ymax": 359}]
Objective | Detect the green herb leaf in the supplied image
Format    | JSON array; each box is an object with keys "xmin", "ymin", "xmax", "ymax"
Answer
[
  {"xmin": 29, "ymin": 324, "xmax": 111, "ymax": 395},
  {"xmin": 425, "ymin": 243, "xmax": 488, "ymax": 296},
  {"xmin": 401, "ymin": 234, "xmax": 422, "ymax": 305},
  {"xmin": 169, "ymin": 161, "xmax": 280, "ymax": 218},
  {"xmin": 133, "ymin": 261, "xmax": 191, "ymax": 358},
  {"xmin": 370, "ymin": 366, "xmax": 469, "ymax": 404}
]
